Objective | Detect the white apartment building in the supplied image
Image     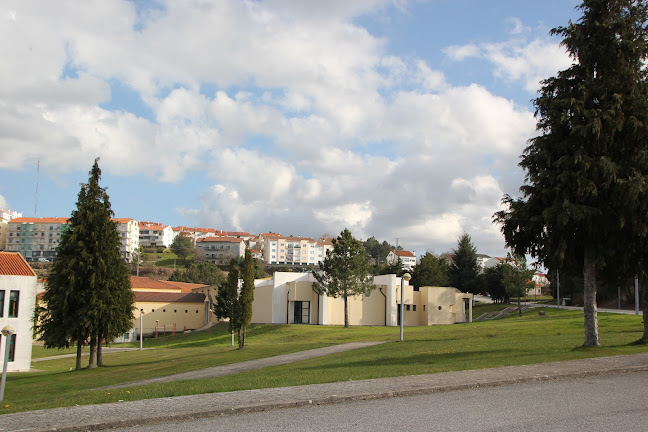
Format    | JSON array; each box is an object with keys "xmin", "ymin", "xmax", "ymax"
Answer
[
  {"xmin": 0, "ymin": 209, "xmax": 22, "ymax": 251},
  {"xmin": 171, "ymin": 226, "xmax": 219, "ymax": 243},
  {"xmin": 139, "ymin": 222, "xmax": 174, "ymax": 248},
  {"xmin": 113, "ymin": 218, "xmax": 140, "ymax": 263},
  {"xmin": 387, "ymin": 250, "xmax": 417, "ymax": 271},
  {"xmin": 195, "ymin": 236, "xmax": 246, "ymax": 264},
  {"xmin": 263, "ymin": 236, "xmax": 334, "ymax": 266}
]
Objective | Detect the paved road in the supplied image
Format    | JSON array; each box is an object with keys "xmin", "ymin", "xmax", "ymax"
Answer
[
  {"xmin": 2, "ymin": 352, "xmax": 647, "ymax": 432},
  {"xmin": 111, "ymin": 371, "xmax": 648, "ymax": 432}
]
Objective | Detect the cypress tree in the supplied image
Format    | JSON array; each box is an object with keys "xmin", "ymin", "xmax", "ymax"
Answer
[
  {"xmin": 37, "ymin": 159, "xmax": 134, "ymax": 368},
  {"xmin": 238, "ymin": 249, "xmax": 255, "ymax": 348}
]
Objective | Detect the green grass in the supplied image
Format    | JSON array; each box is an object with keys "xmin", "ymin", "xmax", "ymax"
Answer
[{"xmin": 3, "ymin": 309, "xmax": 647, "ymax": 414}]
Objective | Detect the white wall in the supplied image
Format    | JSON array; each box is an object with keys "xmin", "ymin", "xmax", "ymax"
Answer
[{"xmin": 0, "ymin": 274, "xmax": 37, "ymax": 371}]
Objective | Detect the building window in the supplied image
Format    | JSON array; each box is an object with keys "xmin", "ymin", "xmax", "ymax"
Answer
[
  {"xmin": 423, "ymin": 305, "xmax": 426, "ymax": 311},
  {"xmin": 293, "ymin": 301, "xmax": 310, "ymax": 324},
  {"xmin": 413, "ymin": 305, "xmax": 417, "ymax": 312},
  {"xmin": 0, "ymin": 290, "xmax": 4, "ymax": 317},
  {"xmin": 163, "ymin": 309, "xmax": 166, "ymax": 312},
  {"xmin": 8, "ymin": 333, "xmax": 16, "ymax": 362},
  {"xmin": 406, "ymin": 304, "xmax": 411, "ymax": 311},
  {"xmin": 9, "ymin": 290, "xmax": 19, "ymax": 317}
]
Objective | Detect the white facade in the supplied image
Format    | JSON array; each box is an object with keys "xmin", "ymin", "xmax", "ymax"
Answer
[
  {"xmin": 386, "ymin": 250, "xmax": 417, "ymax": 271},
  {"xmin": 139, "ymin": 222, "xmax": 174, "ymax": 248},
  {"xmin": 114, "ymin": 218, "xmax": 140, "ymax": 263},
  {"xmin": 263, "ymin": 236, "xmax": 333, "ymax": 266},
  {"xmin": 0, "ymin": 252, "xmax": 37, "ymax": 371}
]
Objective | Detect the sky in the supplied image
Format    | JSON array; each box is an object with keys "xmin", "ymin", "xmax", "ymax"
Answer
[{"xmin": 0, "ymin": 0, "xmax": 582, "ymax": 259}]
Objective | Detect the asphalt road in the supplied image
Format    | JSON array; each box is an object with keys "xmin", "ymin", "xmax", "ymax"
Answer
[{"xmin": 112, "ymin": 371, "xmax": 648, "ymax": 432}]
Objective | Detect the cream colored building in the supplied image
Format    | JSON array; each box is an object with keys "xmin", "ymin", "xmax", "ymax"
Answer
[
  {"xmin": 0, "ymin": 209, "xmax": 22, "ymax": 251},
  {"xmin": 0, "ymin": 252, "xmax": 38, "ymax": 371},
  {"xmin": 122, "ymin": 276, "xmax": 209, "ymax": 342},
  {"xmin": 251, "ymin": 272, "xmax": 473, "ymax": 326},
  {"xmin": 138, "ymin": 222, "xmax": 174, "ymax": 248}
]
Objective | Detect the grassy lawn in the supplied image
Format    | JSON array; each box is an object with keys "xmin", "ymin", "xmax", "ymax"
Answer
[{"xmin": 3, "ymin": 308, "xmax": 648, "ymax": 414}]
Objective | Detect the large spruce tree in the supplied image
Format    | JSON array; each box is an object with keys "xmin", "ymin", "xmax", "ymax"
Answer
[
  {"xmin": 38, "ymin": 159, "xmax": 134, "ymax": 369},
  {"xmin": 448, "ymin": 233, "xmax": 480, "ymax": 293},
  {"xmin": 314, "ymin": 228, "xmax": 374, "ymax": 328},
  {"xmin": 495, "ymin": 0, "xmax": 648, "ymax": 346}
]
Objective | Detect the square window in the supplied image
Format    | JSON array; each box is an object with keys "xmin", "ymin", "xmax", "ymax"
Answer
[
  {"xmin": 406, "ymin": 304, "xmax": 411, "ymax": 311},
  {"xmin": 413, "ymin": 305, "xmax": 417, "ymax": 311}
]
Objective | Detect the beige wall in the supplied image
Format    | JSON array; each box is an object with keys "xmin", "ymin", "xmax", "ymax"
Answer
[
  {"xmin": 323, "ymin": 288, "xmax": 386, "ymax": 326},
  {"xmin": 423, "ymin": 287, "xmax": 472, "ymax": 325},
  {"xmin": 252, "ymin": 284, "xmax": 274, "ymax": 324},
  {"xmin": 135, "ymin": 300, "xmax": 205, "ymax": 333}
]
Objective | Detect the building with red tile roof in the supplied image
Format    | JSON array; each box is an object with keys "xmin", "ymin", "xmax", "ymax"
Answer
[
  {"xmin": 0, "ymin": 252, "xmax": 38, "ymax": 371},
  {"xmin": 195, "ymin": 236, "xmax": 246, "ymax": 264},
  {"xmin": 387, "ymin": 249, "xmax": 417, "ymax": 271}
]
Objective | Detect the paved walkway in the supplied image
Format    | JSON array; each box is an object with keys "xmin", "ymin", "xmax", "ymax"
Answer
[{"xmin": 2, "ymin": 349, "xmax": 648, "ymax": 432}]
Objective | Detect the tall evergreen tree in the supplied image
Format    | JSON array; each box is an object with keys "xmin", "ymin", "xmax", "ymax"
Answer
[
  {"xmin": 495, "ymin": 0, "xmax": 648, "ymax": 347},
  {"xmin": 38, "ymin": 159, "xmax": 134, "ymax": 369},
  {"xmin": 410, "ymin": 252, "xmax": 449, "ymax": 288},
  {"xmin": 448, "ymin": 234, "xmax": 480, "ymax": 293},
  {"xmin": 214, "ymin": 259, "xmax": 239, "ymax": 336},
  {"xmin": 237, "ymin": 249, "xmax": 255, "ymax": 348},
  {"xmin": 314, "ymin": 228, "xmax": 374, "ymax": 328}
]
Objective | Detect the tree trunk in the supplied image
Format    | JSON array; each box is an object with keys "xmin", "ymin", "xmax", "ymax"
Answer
[
  {"xmin": 344, "ymin": 295, "xmax": 349, "ymax": 328},
  {"xmin": 640, "ymin": 270, "xmax": 648, "ymax": 342},
  {"xmin": 88, "ymin": 336, "xmax": 98, "ymax": 369},
  {"xmin": 76, "ymin": 339, "xmax": 83, "ymax": 371},
  {"xmin": 97, "ymin": 335, "xmax": 103, "ymax": 367},
  {"xmin": 237, "ymin": 327, "xmax": 243, "ymax": 349},
  {"xmin": 582, "ymin": 249, "xmax": 601, "ymax": 347},
  {"xmin": 517, "ymin": 297, "xmax": 522, "ymax": 316}
]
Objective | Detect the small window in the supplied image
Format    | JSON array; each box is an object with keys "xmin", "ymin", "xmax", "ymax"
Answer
[
  {"xmin": 9, "ymin": 291, "xmax": 19, "ymax": 317},
  {"xmin": 185, "ymin": 310, "xmax": 188, "ymax": 313},
  {"xmin": 406, "ymin": 305, "xmax": 411, "ymax": 311},
  {"xmin": 413, "ymin": 305, "xmax": 417, "ymax": 312},
  {"xmin": 152, "ymin": 309, "xmax": 155, "ymax": 312},
  {"xmin": 196, "ymin": 310, "xmax": 199, "ymax": 313},
  {"xmin": 423, "ymin": 305, "xmax": 426, "ymax": 311},
  {"xmin": 8, "ymin": 333, "xmax": 16, "ymax": 362},
  {"xmin": 174, "ymin": 310, "xmax": 177, "ymax": 313},
  {"xmin": 438, "ymin": 306, "xmax": 442, "ymax": 310},
  {"xmin": 163, "ymin": 309, "xmax": 166, "ymax": 312},
  {"xmin": 0, "ymin": 290, "xmax": 4, "ymax": 317}
]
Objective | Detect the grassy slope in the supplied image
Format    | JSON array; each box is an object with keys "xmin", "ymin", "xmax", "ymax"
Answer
[{"xmin": 4, "ymin": 308, "xmax": 648, "ymax": 414}]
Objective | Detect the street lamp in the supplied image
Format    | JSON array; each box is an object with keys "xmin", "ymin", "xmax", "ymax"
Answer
[
  {"xmin": 400, "ymin": 273, "xmax": 411, "ymax": 342},
  {"xmin": 1, "ymin": 325, "xmax": 15, "ymax": 402},
  {"xmin": 139, "ymin": 309, "xmax": 144, "ymax": 350}
]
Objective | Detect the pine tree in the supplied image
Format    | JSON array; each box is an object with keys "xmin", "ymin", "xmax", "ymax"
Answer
[
  {"xmin": 495, "ymin": 0, "xmax": 648, "ymax": 347},
  {"xmin": 214, "ymin": 259, "xmax": 239, "ymax": 336},
  {"xmin": 237, "ymin": 249, "xmax": 255, "ymax": 348},
  {"xmin": 448, "ymin": 234, "xmax": 480, "ymax": 293},
  {"xmin": 411, "ymin": 252, "xmax": 449, "ymax": 288},
  {"xmin": 314, "ymin": 228, "xmax": 374, "ymax": 328},
  {"xmin": 38, "ymin": 159, "xmax": 134, "ymax": 369}
]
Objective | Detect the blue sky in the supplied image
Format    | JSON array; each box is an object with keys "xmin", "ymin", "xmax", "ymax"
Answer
[{"xmin": 0, "ymin": 0, "xmax": 581, "ymax": 258}]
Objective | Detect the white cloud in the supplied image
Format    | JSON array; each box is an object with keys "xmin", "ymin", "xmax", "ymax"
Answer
[
  {"xmin": 0, "ymin": 0, "xmax": 545, "ymax": 258},
  {"xmin": 444, "ymin": 36, "xmax": 572, "ymax": 92},
  {"xmin": 0, "ymin": 194, "xmax": 8, "ymax": 209}
]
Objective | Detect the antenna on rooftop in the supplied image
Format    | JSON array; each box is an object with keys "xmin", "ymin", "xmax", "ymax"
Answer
[{"xmin": 34, "ymin": 159, "xmax": 40, "ymax": 217}]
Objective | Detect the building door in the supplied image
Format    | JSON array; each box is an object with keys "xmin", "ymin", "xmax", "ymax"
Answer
[{"xmin": 293, "ymin": 301, "xmax": 310, "ymax": 324}]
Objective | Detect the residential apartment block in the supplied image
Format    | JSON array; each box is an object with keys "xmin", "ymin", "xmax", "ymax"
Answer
[
  {"xmin": 262, "ymin": 236, "xmax": 334, "ymax": 266},
  {"xmin": 195, "ymin": 236, "xmax": 246, "ymax": 264},
  {"xmin": 114, "ymin": 218, "xmax": 140, "ymax": 263},
  {"xmin": 139, "ymin": 221, "xmax": 174, "ymax": 248},
  {"xmin": 5, "ymin": 217, "xmax": 70, "ymax": 261},
  {"xmin": 386, "ymin": 249, "xmax": 417, "ymax": 271},
  {"xmin": 5, "ymin": 217, "xmax": 140, "ymax": 262},
  {"xmin": 0, "ymin": 209, "xmax": 22, "ymax": 251}
]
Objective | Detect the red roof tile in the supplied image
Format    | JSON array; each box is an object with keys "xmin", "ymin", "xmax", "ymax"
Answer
[
  {"xmin": 9, "ymin": 217, "xmax": 69, "ymax": 224},
  {"xmin": 0, "ymin": 252, "xmax": 37, "ymax": 276},
  {"xmin": 197, "ymin": 236, "xmax": 244, "ymax": 243},
  {"xmin": 130, "ymin": 276, "xmax": 179, "ymax": 290},
  {"xmin": 163, "ymin": 281, "xmax": 209, "ymax": 293},
  {"xmin": 393, "ymin": 250, "xmax": 415, "ymax": 257}
]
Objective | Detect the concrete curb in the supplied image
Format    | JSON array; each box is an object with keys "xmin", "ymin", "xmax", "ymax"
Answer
[{"xmin": 2, "ymin": 352, "xmax": 648, "ymax": 432}]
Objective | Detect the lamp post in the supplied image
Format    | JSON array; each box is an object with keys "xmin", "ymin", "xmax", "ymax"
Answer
[
  {"xmin": 1, "ymin": 325, "xmax": 15, "ymax": 402},
  {"xmin": 400, "ymin": 273, "xmax": 411, "ymax": 342},
  {"xmin": 139, "ymin": 309, "xmax": 144, "ymax": 350}
]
